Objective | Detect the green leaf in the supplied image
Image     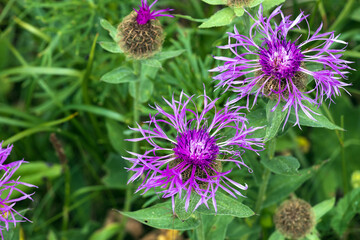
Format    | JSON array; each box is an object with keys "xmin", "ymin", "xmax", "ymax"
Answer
[
  {"xmin": 100, "ymin": 18, "xmax": 118, "ymax": 41},
  {"xmin": 261, "ymin": 156, "xmax": 300, "ymax": 176},
  {"xmin": 246, "ymin": 107, "xmax": 267, "ymax": 139},
  {"xmin": 175, "ymin": 191, "xmax": 254, "ymax": 218},
  {"xmin": 202, "ymin": 215, "xmax": 233, "ymax": 240},
  {"xmin": 100, "ymin": 67, "xmax": 138, "ymax": 84},
  {"xmin": 201, "ymin": 0, "xmax": 227, "ymax": 5},
  {"xmin": 102, "ymin": 153, "xmax": 128, "ymax": 189},
  {"xmin": 264, "ymin": 163, "xmax": 324, "ymax": 207},
  {"xmin": 61, "ymin": 104, "xmax": 126, "ymax": 122},
  {"xmin": 265, "ymin": 100, "xmax": 288, "ymax": 141},
  {"xmin": 269, "ymin": 230, "xmax": 285, "ymax": 240},
  {"xmin": 233, "ymin": 7, "xmax": 245, "ymax": 17},
  {"xmin": 288, "ymin": 106, "xmax": 342, "ymax": 130},
  {"xmin": 199, "ymin": 7, "xmax": 235, "ymax": 28},
  {"xmin": 99, "ymin": 42, "xmax": 122, "ymax": 53},
  {"xmin": 1, "ymin": 210, "xmax": 28, "ymax": 240},
  {"xmin": 141, "ymin": 58, "xmax": 162, "ymax": 68},
  {"xmin": 313, "ymin": 198, "xmax": 335, "ymax": 222},
  {"xmin": 174, "ymin": 14, "xmax": 206, "ymax": 23},
  {"xmin": 154, "ymin": 50, "xmax": 186, "ymax": 61},
  {"xmin": 89, "ymin": 223, "xmax": 121, "ymax": 240},
  {"xmin": 4, "ymin": 162, "xmax": 62, "ymax": 199},
  {"xmin": 105, "ymin": 119, "xmax": 128, "ymax": 154},
  {"xmin": 120, "ymin": 202, "xmax": 200, "ymax": 230},
  {"xmin": 249, "ymin": 0, "xmax": 266, "ymax": 7},
  {"xmin": 331, "ymin": 188, "xmax": 360, "ymax": 235},
  {"xmin": 262, "ymin": 0, "xmax": 286, "ymax": 10}
]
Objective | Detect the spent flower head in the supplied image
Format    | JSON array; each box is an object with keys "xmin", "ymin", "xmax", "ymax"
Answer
[
  {"xmin": 118, "ymin": 0, "xmax": 173, "ymax": 59},
  {"xmin": 0, "ymin": 142, "xmax": 36, "ymax": 239},
  {"xmin": 211, "ymin": 5, "xmax": 353, "ymax": 127},
  {"xmin": 125, "ymin": 89, "xmax": 264, "ymax": 212}
]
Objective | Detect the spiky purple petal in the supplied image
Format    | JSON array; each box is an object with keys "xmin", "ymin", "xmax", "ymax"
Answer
[
  {"xmin": 211, "ymin": 4, "xmax": 353, "ymax": 127},
  {"xmin": 125, "ymin": 90, "xmax": 264, "ymax": 212},
  {"xmin": 134, "ymin": 0, "xmax": 174, "ymax": 25}
]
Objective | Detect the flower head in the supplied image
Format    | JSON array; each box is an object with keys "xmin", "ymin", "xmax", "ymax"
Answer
[
  {"xmin": 134, "ymin": 0, "xmax": 173, "ymax": 25},
  {"xmin": 0, "ymin": 142, "xmax": 36, "ymax": 239},
  {"xmin": 211, "ymin": 5, "xmax": 353, "ymax": 126},
  {"xmin": 274, "ymin": 199, "xmax": 315, "ymax": 239},
  {"xmin": 125, "ymin": 90, "xmax": 264, "ymax": 212}
]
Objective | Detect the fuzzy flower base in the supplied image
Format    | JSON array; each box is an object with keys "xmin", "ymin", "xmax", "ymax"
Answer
[
  {"xmin": 211, "ymin": 5, "xmax": 352, "ymax": 126},
  {"xmin": 125, "ymin": 90, "xmax": 264, "ymax": 212},
  {"xmin": 0, "ymin": 143, "xmax": 36, "ymax": 239}
]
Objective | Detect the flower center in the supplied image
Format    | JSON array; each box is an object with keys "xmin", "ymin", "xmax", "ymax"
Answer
[
  {"xmin": 173, "ymin": 129, "xmax": 219, "ymax": 167},
  {"xmin": 259, "ymin": 39, "xmax": 303, "ymax": 80}
]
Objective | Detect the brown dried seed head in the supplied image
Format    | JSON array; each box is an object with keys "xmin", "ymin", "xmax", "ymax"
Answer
[
  {"xmin": 227, "ymin": 0, "xmax": 253, "ymax": 7},
  {"xmin": 117, "ymin": 11, "xmax": 164, "ymax": 59},
  {"xmin": 274, "ymin": 199, "xmax": 315, "ymax": 239}
]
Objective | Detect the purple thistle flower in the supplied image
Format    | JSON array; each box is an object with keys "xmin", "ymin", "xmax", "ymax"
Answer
[
  {"xmin": 134, "ymin": 0, "xmax": 174, "ymax": 25},
  {"xmin": 125, "ymin": 90, "xmax": 264, "ymax": 212},
  {"xmin": 210, "ymin": 5, "xmax": 353, "ymax": 126},
  {"xmin": 0, "ymin": 143, "xmax": 36, "ymax": 239}
]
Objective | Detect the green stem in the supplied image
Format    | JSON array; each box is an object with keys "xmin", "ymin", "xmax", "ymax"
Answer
[
  {"xmin": 61, "ymin": 164, "xmax": 71, "ymax": 240},
  {"xmin": 328, "ymin": 0, "xmax": 355, "ymax": 32},
  {"xmin": 195, "ymin": 215, "xmax": 205, "ymax": 240},
  {"xmin": 255, "ymin": 139, "xmax": 276, "ymax": 214},
  {"xmin": 340, "ymin": 115, "xmax": 348, "ymax": 194},
  {"xmin": 118, "ymin": 61, "xmax": 141, "ymax": 240}
]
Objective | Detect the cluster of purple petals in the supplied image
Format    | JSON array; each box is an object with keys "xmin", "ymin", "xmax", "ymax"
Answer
[
  {"xmin": 173, "ymin": 129, "xmax": 219, "ymax": 167},
  {"xmin": 125, "ymin": 90, "xmax": 264, "ymax": 212},
  {"xmin": 0, "ymin": 143, "xmax": 36, "ymax": 240},
  {"xmin": 134, "ymin": 0, "xmax": 173, "ymax": 25},
  {"xmin": 210, "ymin": 5, "xmax": 352, "ymax": 126}
]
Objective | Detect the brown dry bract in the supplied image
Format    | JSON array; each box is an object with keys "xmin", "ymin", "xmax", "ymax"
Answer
[
  {"xmin": 256, "ymin": 71, "xmax": 307, "ymax": 100},
  {"xmin": 170, "ymin": 158, "xmax": 222, "ymax": 189},
  {"xmin": 118, "ymin": 11, "xmax": 163, "ymax": 59},
  {"xmin": 227, "ymin": 0, "xmax": 252, "ymax": 7},
  {"xmin": 274, "ymin": 199, "xmax": 315, "ymax": 239}
]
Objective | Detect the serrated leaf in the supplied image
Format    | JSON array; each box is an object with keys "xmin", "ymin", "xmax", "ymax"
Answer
[
  {"xmin": 199, "ymin": 7, "xmax": 235, "ymax": 28},
  {"xmin": 99, "ymin": 42, "xmax": 122, "ymax": 53},
  {"xmin": 120, "ymin": 202, "xmax": 200, "ymax": 230},
  {"xmin": 262, "ymin": 0, "xmax": 286, "ymax": 10},
  {"xmin": 141, "ymin": 58, "xmax": 162, "ymax": 68},
  {"xmin": 331, "ymin": 188, "xmax": 360, "ymax": 235},
  {"xmin": 100, "ymin": 67, "xmax": 137, "ymax": 84},
  {"xmin": 265, "ymin": 100, "xmax": 288, "ymax": 141},
  {"xmin": 262, "ymin": 156, "xmax": 300, "ymax": 176},
  {"xmin": 100, "ymin": 18, "xmax": 118, "ymax": 41},
  {"xmin": 201, "ymin": 0, "xmax": 227, "ymax": 5},
  {"xmin": 313, "ymin": 198, "xmax": 335, "ymax": 222},
  {"xmin": 154, "ymin": 50, "xmax": 186, "ymax": 61}
]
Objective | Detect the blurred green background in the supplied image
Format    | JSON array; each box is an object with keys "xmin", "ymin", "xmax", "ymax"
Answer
[{"xmin": 0, "ymin": 0, "xmax": 359, "ymax": 239}]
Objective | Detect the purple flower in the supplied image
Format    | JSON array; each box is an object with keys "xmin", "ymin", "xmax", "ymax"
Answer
[
  {"xmin": 125, "ymin": 90, "xmax": 264, "ymax": 212},
  {"xmin": 0, "ymin": 143, "xmax": 36, "ymax": 239},
  {"xmin": 134, "ymin": 0, "xmax": 174, "ymax": 25},
  {"xmin": 211, "ymin": 5, "xmax": 353, "ymax": 126}
]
